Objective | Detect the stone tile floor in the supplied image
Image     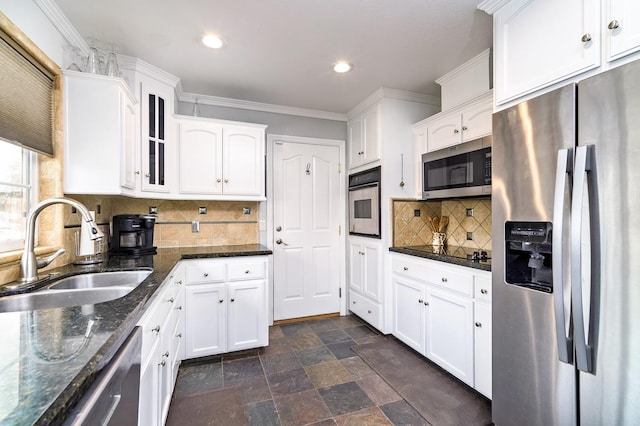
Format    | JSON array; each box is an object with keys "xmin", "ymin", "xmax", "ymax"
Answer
[{"xmin": 167, "ymin": 315, "xmax": 430, "ymax": 426}]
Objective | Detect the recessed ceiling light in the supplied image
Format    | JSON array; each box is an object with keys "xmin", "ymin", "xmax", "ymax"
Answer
[
  {"xmin": 202, "ymin": 34, "xmax": 224, "ymax": 49},
  {"xmin": 333, "ymin": 62, "xmax": 353, "ymax": 73}
]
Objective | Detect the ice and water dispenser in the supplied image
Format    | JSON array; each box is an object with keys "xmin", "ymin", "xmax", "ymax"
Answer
[{"xmin": 505, "ymin": 222, "xmax": 553, "ymax": 293}]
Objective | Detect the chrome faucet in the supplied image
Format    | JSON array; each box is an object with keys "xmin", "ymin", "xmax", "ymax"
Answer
[{"xmin": 18, "ymin": 197, "xmax": 104, "ymax": 283}]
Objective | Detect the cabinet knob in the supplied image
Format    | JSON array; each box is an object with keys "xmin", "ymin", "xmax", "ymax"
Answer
[
  {"xmin": 162, "ymin": 351, "xmax": 169, "ymax": 358},
  {"xmin": 475, "ymin": 322, "xmax": 482, "ymax": 328},
  {"xmin": 176, "ymin": 305, "xmax": 183, "ymax": 310},
  {"xmin": 168, "ymin": 297, "xmax": 175, "ymax": 303},
  {"xmin": 358, "ymin": 151, "xmax": 364, "ymax": 155},
  {"xmin": 453, "ymin": 129, "xmax": 460, "ymax": 134},
  {"xmin": 135, "ymin": 171, "xmax": 141, "ymax": 175},
  {"xmin": 367, "ymin": 310, "xmax": 372, "ymax": 314},
  {"xmin": 403, "ymin": 266, "xmax": 408, "ymax": 271},
  {"xmin": 145, "ymin": 172, "xmax": 150, "ymax": 178},
  {"xmin": 177, "ymin": 280, "xmax": 183, "ymax": 285},
  {"xmin": 204, "ymin": 272, "xmax": 209, "ymax": 277},
  {"xmin": 581, "ymin": 33, "xmax": 592, "ymax": 43},
  {"xmin": 159, "ymin": 360, "xmax": 166, "ymax": 366},
  {"xmin": 418, "ymin": 299, "xmax": 424, "ymax": 304},
  {"xmin": 177, "ymin": 333, "xmax": 182, "ymax": 338},
  {"xmin": 481, "ymin": 289, "xmax": 488, "ymax": 294},
  {"xmin": 608, "ymin": 20, "xmax": 619, "ymax": 30},
  {"xmin": 152, "ymin": 325, "xmax": 160, "ymax": 333},
  {"xmin": 224, "ymin": 179, "xmax": 229, "ymax": 183},
  {"xmin": 359, "ymin": 251, "xmax": 365, "ymax": 255},
  {"xmin": 441, "ymin": 277, "xmax": 448, "ymax": 283},
  {"xmin": 217, "ymin": 178, "xmax": 222, "ymax": 183},
  {"xmin": 352, "ymin": 300, "xmax": 356, "ymax": 304},
  {"xmin": 245, "ymin": 270, "xmax": 250, "ymax": 274},
  {"xmin": 462, "ymin": 126, "xmax": 468, "ymax": 131},
  {"xmin": 230, "ymin": 298, "xmax": 235, "ymax": 302},
  {"xmin": 219, "ymin": 299, "xmax": 224, "ymax": 303},
  {"xmin": 424, "ymin": 301, "xmax": 429, "ymax": 306}
]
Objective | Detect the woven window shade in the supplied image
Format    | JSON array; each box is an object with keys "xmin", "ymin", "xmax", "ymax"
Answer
[{"xmin": 0, "ymin": 27, "xmax": 54, "ymax": 156}]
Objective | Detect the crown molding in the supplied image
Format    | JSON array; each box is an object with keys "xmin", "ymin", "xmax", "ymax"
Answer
[
  {"xmin": 436, "ymin": 48, "xmax": 491, "ymax": 86},
  {"xmin": 118, "ymin": 54, "xmax": 181, "ymax": 88},
  {"xmin": 477, "ymin": 0, "xmax": 511, "ymax": 15},
  {"xmin": 34, "ymin": 0, "xmax": 89, "ymax": 55},
  {"xmin": 178, "ymin": 92, "xmax": 348, "ymax": 122},
  {"xmin": 346, "ymin": 87, "xmax": 440, "ymax": 120}
]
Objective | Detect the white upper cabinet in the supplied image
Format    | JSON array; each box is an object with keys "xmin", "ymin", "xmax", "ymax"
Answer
[
  {"xmin": 348, "ymin": 103, "xmax": 380, "ymax": 170},
  {"xmin": 485, "ymin": 0, "xmax": 640, "ymax": 106},
  {"xmin": 176, "ymin": 116, "xmax": 266, "ymax": 200},
  {"xmin": 494, "ymin": 0, "xmax": 600, "ymax": 104},
  {"xmin": 63, "ymin": 71, "xmax": 138, "ymax": 195},
  {"xmin": 607, "ymin": 0, "xmax": 640, "ymax": 61}
]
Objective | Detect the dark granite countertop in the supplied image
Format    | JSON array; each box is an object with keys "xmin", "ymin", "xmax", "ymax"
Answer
[
  {"xmin": 389, "ymin": 245, "xmax": 492, "ymax": 272},
  {"xmin": 0, "ymin": 244, "xmax": 271, "ymax": 426}
]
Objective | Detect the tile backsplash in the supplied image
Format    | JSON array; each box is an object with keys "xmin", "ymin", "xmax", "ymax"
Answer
[{"xmin": 393, "ymin": 198, "xmax": 492, "ymax": 251}]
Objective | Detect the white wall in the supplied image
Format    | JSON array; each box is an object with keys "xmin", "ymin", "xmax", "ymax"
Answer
[{"xmin": 0, "ymin": 1, "xmax": 69, "ymax": 65}]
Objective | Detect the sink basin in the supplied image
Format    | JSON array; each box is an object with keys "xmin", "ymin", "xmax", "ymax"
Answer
[
  {"xmin": 0, "ymin": 287, "xmax": 133, "ymax": 312},
  {"xmin": 0, "ymin": 270, "xmax": 152, "ymax": 313},
  {"xmin": 48, "ymin": 270, "xmax": 152, "ymax": 290}
]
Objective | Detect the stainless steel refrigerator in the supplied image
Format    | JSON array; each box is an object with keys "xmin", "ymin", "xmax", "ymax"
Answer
[{"xmin": 492, "ymin": 59, "xmax": 640, "ymax": 425}]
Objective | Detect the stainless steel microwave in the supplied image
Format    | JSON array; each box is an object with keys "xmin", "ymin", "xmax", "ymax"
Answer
[{"xmin": 422, "ymin": 136, "xmax": 492, "ymax": 199}]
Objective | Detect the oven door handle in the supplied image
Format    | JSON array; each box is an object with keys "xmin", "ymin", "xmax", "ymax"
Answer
[{"xmin": 348, "ymin": 182, "xmax": 379, "ymax": 191}]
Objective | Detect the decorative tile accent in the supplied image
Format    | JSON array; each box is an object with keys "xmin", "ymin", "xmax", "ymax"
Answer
[{"xmin": 392, "ymin": 198, "xmax": 491, "ymax": 251}]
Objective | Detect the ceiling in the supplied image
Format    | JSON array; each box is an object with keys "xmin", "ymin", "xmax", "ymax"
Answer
[{"xmin": 55, "ymin": 0, "xmax": 492, "ymax": 115}]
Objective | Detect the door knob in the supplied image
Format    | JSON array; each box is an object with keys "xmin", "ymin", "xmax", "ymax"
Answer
[{"xmin": 275, "ymin": 238, "xmax": 288, "ymax": 245}]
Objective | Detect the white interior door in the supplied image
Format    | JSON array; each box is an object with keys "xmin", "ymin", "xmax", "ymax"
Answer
[{"xmin": 273, "ymin": 139, "xmax": 343, "ymax": 320}]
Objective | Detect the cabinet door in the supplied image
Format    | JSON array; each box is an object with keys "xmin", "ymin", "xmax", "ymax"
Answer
[
  {"xmin": 427, "ymin": 113, "xmax": 461, "ymax": 152},
  {"xmin": 474, "ymin": 301, "xmax": 492, "ymax": 399},
  {"xmin": 348, "ymin": 115, "xmax": 363, "ymax": 169},
  {"xmin": 121, "ymin": 91, "xmax": 138, "ymax": 190},
  {"xmin": 361, "ymin": 104, "xmax": 380, "ymax": 165},
  {"xmin": 393, "ymin": 275, "xmax": 426, "ymax": 354},
  {"xmin": 223, "ymin": 127, "xmax": 265, "ymax": 195},
  {"xmin": 461, "ymin": 97, "xmax": 492, "ymax": 142},
  {"xmin": 227, "ymin": 280, "xmax": 267, "ymax": 351},
  {"xmin": 607, "ymin": 0, "xmax": 640, "ymax": 61},
  {"xmin": 178, "ymin": 121, "xmax": 223, "ymax": 194},
  {"xmin": 425, "ymin": 287, "xmax": 474, "ymax": 386},
  {"xmin": 494, "ymin": 0, "xmax": 600, "ymax": 104},
  {"xmin": 141, "ymin": 81, "xmax": 173, "ymax": 193},
  {"xmin": 185, "ymin": 284, "xmax": 226, "ymax": 358},
  {"xmin": 363, "ymin": 241, "xmax": 381, "ymax": 301},
  {"xmin": 348, "ymin": 241, "xmax": 364, "ymax": 293}
]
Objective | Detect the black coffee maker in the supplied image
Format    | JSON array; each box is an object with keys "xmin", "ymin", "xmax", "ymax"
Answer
[{"xmin": 111, "ymin": 214, "xmax": 157, "ymax": 255}]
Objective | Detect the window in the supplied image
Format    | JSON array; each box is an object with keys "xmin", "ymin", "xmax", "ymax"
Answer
[{"xmin": 0, "ymin": 141, "xmax": 37, "ymax": 252}]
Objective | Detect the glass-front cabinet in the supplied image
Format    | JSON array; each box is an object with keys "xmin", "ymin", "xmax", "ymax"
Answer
[{"xmin": 141, "ymin": 80, "xmax": 174, "ymax": 193}]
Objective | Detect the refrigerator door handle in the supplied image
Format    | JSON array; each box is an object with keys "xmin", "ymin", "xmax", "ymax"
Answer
[
  {"xmin": 571, "ymin": 145, "xmax": 597, "ymax": 373},
  {"xmin": 552, "ymin": 148, "xmax": 573, "ymax": 364}
]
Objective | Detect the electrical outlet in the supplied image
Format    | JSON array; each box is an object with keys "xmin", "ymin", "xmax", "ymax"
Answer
[
  {"xmin": 192, "ymin": 221, "xmax": 200, "ymax": 233},
  {"xmin": 96, "ymin": 204, "xmax": 101, "ymax": 214},
  {"xmin": 198, "ymin": 207, "xmax": 207, "ymax": 214}
]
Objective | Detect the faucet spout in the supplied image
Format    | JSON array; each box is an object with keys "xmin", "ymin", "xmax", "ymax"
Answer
[{"xmin": 19, "ymin": 197, "xmax": 104, "ymax": 283}]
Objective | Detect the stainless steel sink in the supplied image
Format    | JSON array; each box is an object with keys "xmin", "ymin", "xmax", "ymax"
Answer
[
  {"xmin": 48, "ymin": 270, "xmax": 152, "ymax": 290},
  {"xmin": 0, "ymin": 270, "xmax": 152, "ymax": 313},
  {"xmin": 0, "ymin": 287, "xmax": 134, "ymax": 312}
]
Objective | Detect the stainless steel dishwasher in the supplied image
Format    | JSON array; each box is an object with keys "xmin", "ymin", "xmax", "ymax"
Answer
[{"xmin": 64, "ymin": 327, "xmax": 142, "ymax": 425}]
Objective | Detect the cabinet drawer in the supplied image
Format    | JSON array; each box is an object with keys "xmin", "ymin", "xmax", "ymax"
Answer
[
  {"xmin": 392, "ymin": 256, "xmax": 430, "ymax": 280},
  {"xmin": 184, "ymin": 261, "xmax": 225, "ymax": 284},
  {"xmin": 349, "ymin": 290, "xmax": 382, "ymax": 330},
  {"xmin": 228, "ymin": 260, "xmax": 266, "ymax": 281},
  {"xmin": 474, "ymin": 275, "xmax": 492, "ymax": 302},
  {"xmin": 428, "ymin": 265, "xmax": 473, "ymax": 297}
]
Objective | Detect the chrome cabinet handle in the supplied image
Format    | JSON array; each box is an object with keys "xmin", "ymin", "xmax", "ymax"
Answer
[
  {"xmin": 418, "ymin": 299, "xmax": 423, "ymax": 304},
  {"xmin": 441, "ymin": 277, "xmax": 448, "ymax": 283},
  {"xmin": 424, "ymin": 301, "xmax": 429, "ymax": 306},
  {"xmin": 367, "ymin": 310, "xmax": 372, "ymax": 314},
  {"xmin": 168, "ymin": 297, "xmax": 175, "ymax": 303},
  {"xmin": 224, "ymin": 179, "xmax": 229, "ymax": 183},
  {"xmin": 203, "ymin": 272, "xmax": 208, "ymax": 277},
  {"xmin": 553, "ymin": 148, "xmax": 573, "ymax": 364},
  {"xmin": 217, "ymin": 178, "xmax": 222, "ymax": 182},
  {"xmin": 177, "ymin": 280, "xmax": 183, "ymax": 285},
  {"xmin": 352, "ymin": 300, "xmax": 356, "ymax": 304},
  {"xmin": 219, "ymin": 299, "xmax": 224, "ymax": 303},
  {"xmin": 152, "ymin": 325, "xmax": 160, "ymax": 333},
  {"xmin": 453, "ymin": 129, "xmax": 460, "ymax": 134},
  {"xmin": 176, "ymin": 305, "xmax": 183, "ymax": 310},
  {"xmin": 177, "ymin": 333, "xmax": 182, "ymax": 338},
  {"xmin": 462, "ymin": 126, "xmax": 468, "ymax": 131},
  {"xmin": 135, "ymin": 171, "xmax": 140, "ymax": 175},
  {"xmin": 608, "ymin": 20, "xmax": 619, "ymax": 30},
  {"xmin": 475, "ymin": 322, "xmax": 482, "ymax": 328},
  {"xmin": 581, "ymin": 33, "xmax": 592, "ymax": 43},
  {"xmin": 480, "ymin": 289, "xmax": 488, "ymax": 294},
  {"xmin": 162, "ymin": 351, "xmax": 169, "ymax": 358},
  {"xmin": 230, "ymin": 298, "xmax": 235, "ymax": 302},
  {"xmin": 159, "ymin": 360, "xmax": 166, "ymax": 366},
  {"xmin": 403, "ymin": 266, "xmax": 408, "ymax": 271},
  {"xmin": 245, "ymin": 270, "xmax": 250, "ymax": 274}
]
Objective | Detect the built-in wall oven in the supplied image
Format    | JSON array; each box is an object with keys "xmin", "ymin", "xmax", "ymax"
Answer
[
  {"xmin": 348, "ymin": 166, "xmax": 381, "ymax": 238},
  {"xmin": 422, "ymin": 136, "xmax": 492, "ymax": 199}
]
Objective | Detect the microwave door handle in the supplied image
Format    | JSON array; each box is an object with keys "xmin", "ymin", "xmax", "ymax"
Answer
[
  {"xmin": 552, "ymin": 148, "xmax": 573, "ymax": 364},
  {"xmin": 571, "ymin": 145, "xmax": 599, "ymax": 373}
]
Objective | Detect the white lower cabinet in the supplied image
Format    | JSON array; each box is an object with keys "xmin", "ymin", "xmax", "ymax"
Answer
[
  {"xmin": 391, "ymin": 253, "xmax": 492, "ymax": 398},
  {"xmin": 348, "ymin": 237, "xmax": 383, "ymax": 331},
  {"xmin": 183, "ymin": 257, "xmax": 268, "ymax": 358},
  {"xmin": 138, "ymin": 266, "xmax": 185, "ymax": 426}
]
